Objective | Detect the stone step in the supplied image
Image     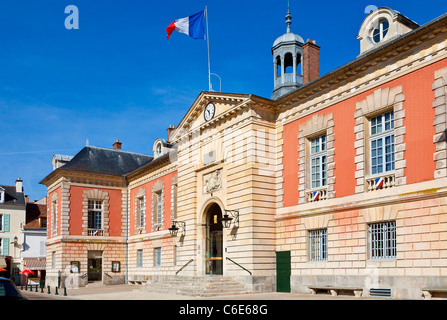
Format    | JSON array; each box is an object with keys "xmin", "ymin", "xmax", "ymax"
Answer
[{"xmin": 142, "ymin": 276, "xmax": 250, "ymax": 297}]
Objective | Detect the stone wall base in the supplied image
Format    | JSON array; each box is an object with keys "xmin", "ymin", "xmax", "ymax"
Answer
[
  {"xmin": 291, "ymin": 275, "xmax": 447, "ymax": 299},
  {"xmin": 233, "ymin": 275, "xmax": 276, "ymax": 293}
]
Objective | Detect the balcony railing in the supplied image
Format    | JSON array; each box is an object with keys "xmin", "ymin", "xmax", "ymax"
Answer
[
  {"xmin": 306, "ymin": 188, "xmax": 328, "ymax": 203},
  {"xmin": 275, "ymin": 73, "xmax": 303, "ymax": 87},
  {"xmin": 366, "ymin": 173, "xmax": 395, "ymax": 192},
  {"xmin": 87, "ymin": 229, "xmax": 104, "ymax": 236}
]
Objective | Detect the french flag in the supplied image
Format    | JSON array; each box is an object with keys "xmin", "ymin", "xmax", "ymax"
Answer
[
  {"xmin": 166, "ymin": 10, "xmax": 206, "ymax": 40},
  {"xmin": 375, "ymin": 177, "xmax": 384, "ymax": 188},
  {"xmin": 313, "ymin": 191, "xmax": 320, "ymax": 201}
]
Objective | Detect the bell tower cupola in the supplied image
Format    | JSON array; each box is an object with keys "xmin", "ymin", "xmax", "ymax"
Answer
[{"xmin": 271, "ymin": 6, "xmax": 304, "ymax": 100}]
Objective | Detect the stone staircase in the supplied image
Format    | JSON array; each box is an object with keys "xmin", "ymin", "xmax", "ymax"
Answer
[{"xmin": 143, "ymin": 276, "xmax": 251, "ymax": 297}]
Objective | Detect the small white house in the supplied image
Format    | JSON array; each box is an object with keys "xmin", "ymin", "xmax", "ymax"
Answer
[{"xmin": 21, "ymin": 202, "xmax": 47, "ymax": 285}]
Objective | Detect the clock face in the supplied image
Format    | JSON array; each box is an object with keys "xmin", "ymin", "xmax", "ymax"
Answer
[{"xmin": 204, "ymin": 103, "xmax": 215, "ymax": 121}]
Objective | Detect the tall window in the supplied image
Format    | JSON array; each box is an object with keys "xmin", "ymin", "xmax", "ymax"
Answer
[
  {"xmin": 52, "ymin": 200, "xmax": 57, "ymax": 236},
  {"xmin": 370, "ymin": 111, "xmax": 395, "ymax": 175},
  {"xmin": 310, "ymin": 135, "xmax": 327, "ymax": 189},
  {"xmin": 154, "ymin": 247, "xmax": 161, "ymax": 267},
  {"xmin": 156, "ymin": 192, "xmax": 163, "ymax": 225},
  {"xmin": 137, "ymin": 249, "xmax": 143, "ymax": 268},
  {"xmin": 172, "ymin": 183, "xmax": 178, "ymax": 219},
  {"xmin": 136, "ymin": 196, "xmax": 145, "ymax": 230},
  {"xmin": 88, "ymin": 200, "xmax": 103, "ymax": 230},
  {"xmin": 369, "ymin": 221, "xmax": 396, "ymax": 259},
  {"xmin": 52, "ymin": 251, "xmax": 56, "ymax": 269},
  {"xmin": 309, "ymin": 229, "xmax": 328, "ymax": 262}
]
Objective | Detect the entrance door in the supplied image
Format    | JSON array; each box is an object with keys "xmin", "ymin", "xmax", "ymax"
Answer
[
  {"xmin": 276, "ymin": 251, "xmax": 291, "ymax": 292},
  {"xmin": 206, "ymin": 203, "xmax": 223, "ymax": 275},
  {"xmin": 88, "ymin": 251, "xmax": 102, "ymax": 282}
]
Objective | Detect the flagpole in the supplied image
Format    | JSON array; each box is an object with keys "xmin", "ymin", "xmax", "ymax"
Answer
[{"xmin": 205, "ymin": 6, "xmax": 212, "ymax": 91}]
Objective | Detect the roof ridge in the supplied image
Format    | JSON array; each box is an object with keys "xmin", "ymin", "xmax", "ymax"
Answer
[{"xmin": 86, "ymin": 145, "xmax": 153, "ymax": 157}]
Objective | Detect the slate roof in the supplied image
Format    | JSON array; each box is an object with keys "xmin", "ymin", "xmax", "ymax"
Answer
[
  {"xmin": 0, "ymin": 185, "xmax": 26, "ymax": 206},
  {"xmin": 41, "ymin": 146, "xmax": 154, "ymax": 183}
]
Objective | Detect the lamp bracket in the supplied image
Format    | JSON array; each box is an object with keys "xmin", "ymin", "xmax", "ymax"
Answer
[{"xmin": 224, "ymin": 210, "xmax": 239, "ymax": 228}]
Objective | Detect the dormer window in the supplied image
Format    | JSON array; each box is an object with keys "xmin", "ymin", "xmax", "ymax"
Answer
[
  {"xmin": 357, "ymin": 7, "xmax": 419, "ymax": 55},
  {"xmin": 152, "ymin": 138, "xmax": 174, "ymax": 159},
  {"xmin": 0, "ymin": 190, "xmax": 4, "ymax": 203},
  {"xmin": 371, "ymin": 19, "xmax": 389, "ymax": 43}
]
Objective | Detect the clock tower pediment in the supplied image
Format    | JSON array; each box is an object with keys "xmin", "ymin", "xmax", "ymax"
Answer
[{"xmin": 168, "ymin": 91, "xmax": 259, "ymax": 143}]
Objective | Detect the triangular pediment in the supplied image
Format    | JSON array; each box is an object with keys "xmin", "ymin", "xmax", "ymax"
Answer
[{"xmin": 169, "ymin": 91, "xmax": 256, "ymax": 142}]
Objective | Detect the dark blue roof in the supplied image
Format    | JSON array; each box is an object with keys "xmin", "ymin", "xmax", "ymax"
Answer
[
  {"xmin": 0, "ymin": 185, "xmax": 25, "ymax": 206},
  {"xmin": 55, "ymin": 146, "xmax": 153, "ymax": 176}
]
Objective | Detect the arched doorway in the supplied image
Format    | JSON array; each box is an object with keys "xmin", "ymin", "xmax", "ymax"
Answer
[{"xmin": 205, "ymin": 203, "xmax": 223, "ymax": 275}]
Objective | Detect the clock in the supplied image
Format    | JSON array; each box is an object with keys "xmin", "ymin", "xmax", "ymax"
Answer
[{"xmin": 204, "ymin": 102, "xmax": 215, "ymax": 121}]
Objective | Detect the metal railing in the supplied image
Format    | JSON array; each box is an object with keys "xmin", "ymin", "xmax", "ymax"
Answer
[
  {"xmin": 176, "ymin": 259, "xmax": 194, "ymax": 275},
  {"xmin": 226, "ymin": 257, "xmax": 252, "ymax": 275},
  {"xmin": 87, "ymin": 229, "xmax": 104, "ymax": 236}
]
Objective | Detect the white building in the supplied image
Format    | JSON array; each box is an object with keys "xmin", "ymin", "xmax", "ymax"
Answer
[
  {"xmin": 21, "ymin": 202, "xmax": 47, "ymax": 285},
  {"xmin": 0, "ymin": 178, "xmax": 26, "ymax": 283}
]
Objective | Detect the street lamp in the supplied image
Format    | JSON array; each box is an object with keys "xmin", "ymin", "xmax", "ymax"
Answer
[
  {"xmin": 220, "ymin": 210, "xmax": 239, "ymax": 229},
  {"xmin": 168, "ymin": 220, "xmax": 185, "ymax": 237}
]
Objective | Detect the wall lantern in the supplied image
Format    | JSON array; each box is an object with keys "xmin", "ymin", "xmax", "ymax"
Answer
[
  {"xmin": 220, "ymin": 210, "xmax": 239, "ymax": 229},
  {"xmin": 168, "ymin": 220, "xmax": 186, "ymax": 237}
]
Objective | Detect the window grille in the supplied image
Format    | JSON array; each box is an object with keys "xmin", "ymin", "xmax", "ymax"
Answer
[
  {"xmin": 369, "ymin": 221, "xmax": 396, "ymax": 259},
  {"xmin": 309, "ymin": 229, "xmax": 328, "ymax": 262},
  {"xmin": 154, "ymin": 247, "xmax": 161, "ymax": 267},
  {"xmin": 369, "ymin": 288, "xmax": 392, "ymax": 298},
  {"xmin": 137, "ymin": 249, "xmax": 143, "ymax": 268}
]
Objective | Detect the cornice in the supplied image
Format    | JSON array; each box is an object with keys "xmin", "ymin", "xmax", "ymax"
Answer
[
  {"xmin": 127, "ymin": 163, "xmax": 178, "ymax": 189},
  {"xmin": 276, "ymin": 178, "xmax": 447, "ymax": 220},
  {"xmin": 278, "ymin": 42, "xmax": 447, "ymax": 126},
  {"xmin": 45, "ymin": 170, "xmax": 127, "ymax": 189}
]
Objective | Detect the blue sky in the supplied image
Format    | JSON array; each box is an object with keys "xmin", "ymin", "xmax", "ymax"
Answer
[{"xmin": 0, "ymin": 0, "xmax": 445, "ymax": 200}]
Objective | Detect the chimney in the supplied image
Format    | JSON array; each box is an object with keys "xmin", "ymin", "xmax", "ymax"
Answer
[
  {"xmin": 16, "ymin": 178, "xmax": 23, "ymax": 193},
  {"xmin": 167, "ymin": 125, "xmax": 176, "ymax": 141},
  {"xmin": 113, "ymin": 139, "xmax": 122, "ymax": 150},
  {"xmin": 302, "ymin": 39, "xmax": 320, "ymax": 85}
]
